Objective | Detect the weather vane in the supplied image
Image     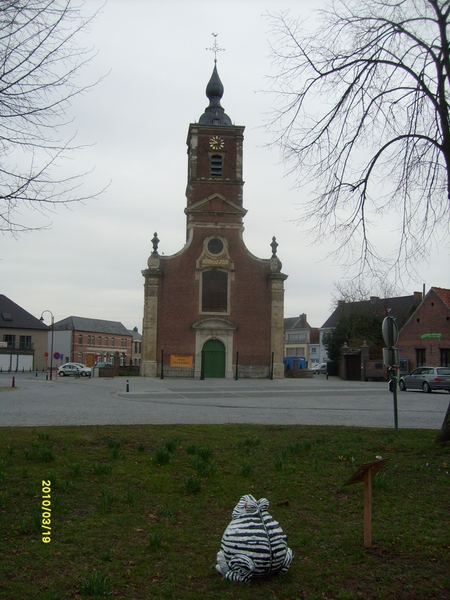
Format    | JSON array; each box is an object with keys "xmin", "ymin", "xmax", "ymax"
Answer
[{"xmin": 206, "ymin": 33, "xmax": 225, "ymax": 63}]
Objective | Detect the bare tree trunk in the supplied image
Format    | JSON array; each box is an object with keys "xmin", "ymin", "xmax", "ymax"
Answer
[{"xmin": 436, "ymin": 401, "xmax": 450, "ymax": 444}]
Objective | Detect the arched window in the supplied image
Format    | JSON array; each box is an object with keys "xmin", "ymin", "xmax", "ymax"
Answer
[
  {"xmin": 210, "ymin": 154, "xmax": 223, "ymax": 177},
  {"xmin": 202, "ymin": 270, "xmax": 228, "ymax": 312}
]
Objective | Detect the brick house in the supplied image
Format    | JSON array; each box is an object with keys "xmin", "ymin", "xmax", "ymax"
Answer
[
  {"xmin": 320, "ymin": 291, "xmax": 423, "ymax": 364},
  {"xmin": 141, "ymin": 63, "xmax": 287, "ymax": 378},
  {"xmin": 0, "ymin": 294, "xmax": 49, "ymax": 371},
  {"xmin": 52, "ymin": 316, "xmax": 133, "ymax": 367},
  {"xmin": 397, "ymin": 287, "xmax": 450, "ymax": 370}
]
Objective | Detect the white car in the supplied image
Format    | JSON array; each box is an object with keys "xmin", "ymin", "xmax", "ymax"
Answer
[
  {"xmin": 58, "ymin": 362, "xmax": 91, "ymax": 377},
  {"xmin": 311, "ymin": 362, "xmax": 328, "ymax": 374}
]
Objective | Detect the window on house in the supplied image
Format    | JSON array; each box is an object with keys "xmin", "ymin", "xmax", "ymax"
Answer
[
  {"xmin": 415, "ymin": 348, "xmax": 426, "ymax": 367},
  {"xmin": 105, "ymin": 337, "xmax": 108, "ymax": 346},
  {"xmin": 78, "ymin": 334, "xmax": 83, "ymax": 345},
  {"xmin": 19, "ymin": 336, "xmax": 32, "ymax": 350},
  {"xmin": 202, "ymin": 270, "xmax": 228, "ymax": 312},
  {"xmin": 98, "ymin": 336, "xmax": 102, "ymax": 346},
  {"xmin": 210, "ymin": 154, "xmax": 223, "ymax": 177},
  {"xmin": 441, "ymin": 349, "xmax": 450, "ymax": 367},
  {"xmin": 286, "ymin": 348, "xmax": 306, "ymax": 357},
  {"xmin": 287, "ymin": 332, "xmax": 306, "ymax": 342},
  {"xmin": 3, "ymin": 335, "xmax": 15, "ymax": 347},
  {"xmin": 111, "ymin": 338, "xmax": 115, "ymax": 347}
]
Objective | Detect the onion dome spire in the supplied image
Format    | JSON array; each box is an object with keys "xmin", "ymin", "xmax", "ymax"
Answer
[{"xmin": 199, "ymin": 34, "xmax": 232, "ymax": 126}]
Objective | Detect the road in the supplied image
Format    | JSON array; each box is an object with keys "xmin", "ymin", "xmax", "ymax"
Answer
[{"xmin": 1, "ymin": 372, "xmax": 448, "ymax": 429}]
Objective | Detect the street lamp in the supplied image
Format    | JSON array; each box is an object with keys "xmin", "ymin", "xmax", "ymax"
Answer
[{"xmin": 40, "ymin": 310, "xmax": 54, "ymax": 381}]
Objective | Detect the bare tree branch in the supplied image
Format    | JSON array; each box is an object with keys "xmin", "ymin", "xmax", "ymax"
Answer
[
  {"xmin": 0, "ymin": 0, "xmax": 107, "ymax": 235},
  {"xmin": 265, "ymin": 0, "xmax": 450, "ymax": 282}
]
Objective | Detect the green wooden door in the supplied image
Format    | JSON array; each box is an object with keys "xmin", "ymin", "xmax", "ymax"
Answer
[{"xmin": 203, "ymin": 339, "xmax": 226, "ymax": 378}]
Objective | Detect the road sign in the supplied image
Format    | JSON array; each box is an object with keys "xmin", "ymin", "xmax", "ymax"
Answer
[
  {"xmin": 383, "ymin": 347, "xmax": 399, "ymax": 367},
  {"xmin": 53, "ymin": 352, "xmax": 60, "ymax": 360},
  {"xmin": 382, "ymin": 316, "xmax": 399, "ymax": 347}
]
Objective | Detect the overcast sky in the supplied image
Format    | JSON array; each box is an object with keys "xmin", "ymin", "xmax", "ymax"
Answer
[{"xmin": 1, "ymin": 0, "xmax": 448, "ymax": 331}]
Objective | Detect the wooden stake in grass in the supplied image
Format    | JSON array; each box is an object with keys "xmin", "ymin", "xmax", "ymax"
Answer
[{"xmin": 343, "ymin": 458, "xmax": 389, "ymax": 548}]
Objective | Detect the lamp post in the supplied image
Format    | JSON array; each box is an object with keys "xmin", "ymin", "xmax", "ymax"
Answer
[{"xmin": 40, "ymin": 310, "xmax": 54, "ymax": 381}]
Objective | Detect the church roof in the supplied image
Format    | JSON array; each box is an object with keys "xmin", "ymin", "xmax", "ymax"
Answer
[{"xmin": 198, "ymin": 64, "xmax": 232, "ymax": 126}]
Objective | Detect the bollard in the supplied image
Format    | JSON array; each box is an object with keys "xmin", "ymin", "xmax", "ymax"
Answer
[
  {"xmin": 36, "ymin": 371, "xmax": 38, "ymax": 377},
  {"xmin": 46, "ymin": 373, "xmax": 49, "ymax": 381},
  {"xmin": 12, "ymin": 376, "xmax": 15, "ymax": 388},
  {"xmin": 126, "ymin": 380, "xmax": 129, "ymax": 393}
]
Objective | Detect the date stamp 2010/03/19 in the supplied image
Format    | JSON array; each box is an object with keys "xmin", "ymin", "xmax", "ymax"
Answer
[{"xmin": 41, "ymin": 480, "xmax": 51, "ymax": 543}]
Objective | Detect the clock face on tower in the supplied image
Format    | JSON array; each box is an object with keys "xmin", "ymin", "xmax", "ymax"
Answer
[{"xmin": 209, "ymin": 135, "xmax": 224, "ymax": 150}]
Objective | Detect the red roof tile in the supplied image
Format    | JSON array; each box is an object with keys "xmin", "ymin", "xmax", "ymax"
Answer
[{"xmin": 432, "ymin": 287, "xmax": 450, "ymax": 307}]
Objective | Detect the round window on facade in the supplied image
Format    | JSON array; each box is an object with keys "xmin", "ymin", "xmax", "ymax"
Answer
[{"xmin": 207, "ymin": 238, "xmax": 224, "ymax": 255}]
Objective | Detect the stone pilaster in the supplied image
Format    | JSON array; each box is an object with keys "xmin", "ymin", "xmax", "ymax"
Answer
[
  {"xmin": 268, "ymin": 261, "xmax": 288, "ymax": 379},
  {"xmin": 141, "ymin": 254, "xmax": 162, "ymax": 377}
]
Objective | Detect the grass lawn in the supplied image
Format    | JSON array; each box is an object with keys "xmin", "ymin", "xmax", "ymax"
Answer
[{"xmin": 0, "ymin": 424, "xmax": 449, "ymax": 599}]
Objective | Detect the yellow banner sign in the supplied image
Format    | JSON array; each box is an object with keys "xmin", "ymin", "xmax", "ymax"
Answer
[{"xmin": 170, "ymin": 355, "xmax": 193, "ymax": 368}]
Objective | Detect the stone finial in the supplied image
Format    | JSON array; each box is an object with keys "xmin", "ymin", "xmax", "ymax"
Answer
[
  {"xmin": 151, "ymin": 232, "xmax": 160, "ymax": 256},
  {"xmin": 270, "ymin": 236, "xmax": 279, "ymax": 257},
  {"xmin": 269, "ymin": 237, "xmax": 282, "ymax": 273}
]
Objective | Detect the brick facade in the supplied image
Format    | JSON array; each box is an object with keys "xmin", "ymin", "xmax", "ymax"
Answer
[
  {"xmin": 141, "ymin": 65, "xmax": 287, "ymax": 378},
  {"xmin": 397, "ymin": 287, "xmax": 450, "ymax": 370},
  {"xmin": 53, "ymin": 317, "xmax": 133, "ymax": 367},
  {"xmin": 72, "ymin": 331, "xmax": 132, "ymax": 367}
]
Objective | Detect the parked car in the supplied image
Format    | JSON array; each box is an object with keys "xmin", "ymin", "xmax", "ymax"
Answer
[
  {"xmin": 399, "ymin": 366, "xmax": 450, "ymax": 393},
  {"xmin": 311, "ymin": 362, "xmax": 328, "ymax": 374},
  {"xmin": 94, "ymin": 361, "xmax": 114, "ymax": 368},
  {"xmin": 58, "ymin": 362, "xmax": 91, "ymax": 377}
]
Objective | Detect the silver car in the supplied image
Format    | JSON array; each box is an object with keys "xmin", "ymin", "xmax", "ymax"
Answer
[
  {"xmin": 399, "ymin": 366, "xmax": 450, "ymax": 393},
  {"xmin": 58, "ymin": 362, "xmax": 91, "ymax": 377}
]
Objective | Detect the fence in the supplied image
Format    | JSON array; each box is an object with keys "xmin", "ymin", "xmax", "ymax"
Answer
[{"xmin": 158, "ymin": 351, "xmax": 275, "ymax": 379}]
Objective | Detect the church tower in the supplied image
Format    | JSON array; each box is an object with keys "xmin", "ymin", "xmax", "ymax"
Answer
[{"xmin": 141, "ymin": 60, "xmax": 287, "ymax": 379}]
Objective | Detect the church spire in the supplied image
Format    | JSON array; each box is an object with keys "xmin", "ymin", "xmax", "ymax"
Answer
[{"xmin": 199, "ymin": 34, "xmax": 232, "ymax": 126}]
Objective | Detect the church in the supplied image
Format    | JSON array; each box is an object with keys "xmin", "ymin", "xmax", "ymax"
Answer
[{"xmin": 140, "ymin": 60, "xmax": 287, "ymax": 379}]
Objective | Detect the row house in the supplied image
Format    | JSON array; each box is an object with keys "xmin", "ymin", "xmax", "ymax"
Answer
[
  {"xmin": 319, "ymin": 291, "xmax": 423, "ymax": 363},
  {"xmin": 284, "ymin": 314, "xmax": 320, "ymax": 367},
  {"xmin": 52, "ymin": 316, "xmax": 133, "ymax": 367}
]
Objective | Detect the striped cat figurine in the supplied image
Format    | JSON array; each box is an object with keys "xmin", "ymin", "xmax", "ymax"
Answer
[{"xmin": 216, "ymin": 494, "xmax": 293, "ymax": 582}]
